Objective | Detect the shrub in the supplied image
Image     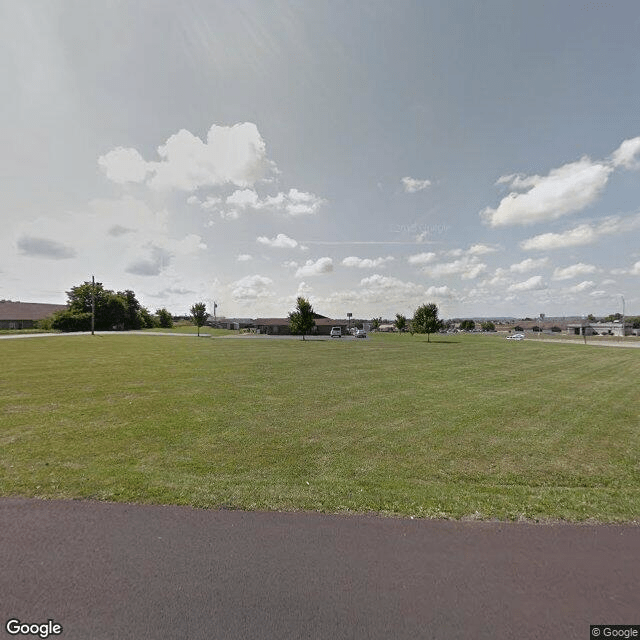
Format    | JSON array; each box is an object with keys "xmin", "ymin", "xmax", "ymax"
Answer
[{"xmin": 51, "ymin": 310, "xmax": 92, "ymax": 332}]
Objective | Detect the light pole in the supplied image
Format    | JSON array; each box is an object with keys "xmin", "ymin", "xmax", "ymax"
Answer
[
  {"xmin": 620, "ymin": 294, "xmax": 625, "ymax": 337},
  {"xmin": 91, "ymin": 275, "xmax": 95, "ymax": 335}
]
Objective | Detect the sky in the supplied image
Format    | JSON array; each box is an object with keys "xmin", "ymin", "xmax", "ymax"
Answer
[{"xmin": 2, "ymin": 1, "xmax": 640, "ymax": 320}]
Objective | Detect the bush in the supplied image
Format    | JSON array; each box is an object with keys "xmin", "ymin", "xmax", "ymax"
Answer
[
  {"xmin": 36, "ymin": 316, "xmax": 55, "ymax": 330},
  {"xmin": 51, "ymin": 310, "xmax": 92, "ymax": 332},
  {"xmin": 139, "ymin": 308, "xmax": 157, "ymax": 329},
  {"xmin": 156, "ymin": 308, "xmax": 174, "ymax": 328}
]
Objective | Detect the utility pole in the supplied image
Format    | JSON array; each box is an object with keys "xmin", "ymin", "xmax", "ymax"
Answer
[
  {"xmin": 91, "ymin": 275, "xmax": 95, "ymax": 335},
  {"xmin": 621, "ymin": 294, "xmax": 625, "ymax": 337}
]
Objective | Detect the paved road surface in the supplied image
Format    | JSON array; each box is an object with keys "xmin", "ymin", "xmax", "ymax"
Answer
[{"xmin": 1, "ymin": 499, "xmax": 638, "ymax": 639}]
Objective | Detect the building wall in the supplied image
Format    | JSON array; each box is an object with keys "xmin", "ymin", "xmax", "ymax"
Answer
[{"xmin": 0, "ymin": 319, "xmax": 37, "ymax": 330}]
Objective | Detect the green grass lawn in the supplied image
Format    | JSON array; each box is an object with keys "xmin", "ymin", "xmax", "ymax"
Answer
[
  {"xmin": 141, "ymin": 324, "xmax": 237, "ymax": 336},
  {"xmin": 1, "ymin": 333, "xmax": 638, "ymax": 521}
]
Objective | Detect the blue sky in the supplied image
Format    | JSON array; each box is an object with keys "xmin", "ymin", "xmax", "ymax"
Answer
[{"xmin": 2, "ymin": 1, "xmax": 639, "ymax": 319}]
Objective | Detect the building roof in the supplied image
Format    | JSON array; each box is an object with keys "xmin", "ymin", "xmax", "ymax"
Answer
[{"xmin": 0, "ymin": 301, "xmax": 68, "ymax": 321}]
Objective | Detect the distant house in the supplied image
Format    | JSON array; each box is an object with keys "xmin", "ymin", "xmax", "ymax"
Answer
[{"xmin": 0, "ymin": 301, "xmax": 67, "ymax": 330}]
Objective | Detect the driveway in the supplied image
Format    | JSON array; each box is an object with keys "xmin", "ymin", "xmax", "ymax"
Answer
[{"xmin": 1, "ymin": 498, "xmax": 638, "ymax": 639}]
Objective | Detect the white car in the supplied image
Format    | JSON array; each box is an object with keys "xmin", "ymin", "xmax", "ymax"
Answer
[
  {"xmin": 506, "ymin": 333, "xmax": 524, "ymax": 340},
  {"xmin": 355, "ymin": 329, "xmax": 367, "ymax": 338},
  {"xmin": 330, "ymin": 327, "xmax": 342, "ymax": 338}
]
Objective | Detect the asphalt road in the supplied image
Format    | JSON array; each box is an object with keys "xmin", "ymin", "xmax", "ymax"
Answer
[{"xmin": 1, "ymin": 498, "xmax": 638, "ymax": 639}]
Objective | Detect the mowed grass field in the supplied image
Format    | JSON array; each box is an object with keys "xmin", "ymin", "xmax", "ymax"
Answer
[{"xmin": 1, "ymin": 333, "xmax": 638, "ymax": 521}]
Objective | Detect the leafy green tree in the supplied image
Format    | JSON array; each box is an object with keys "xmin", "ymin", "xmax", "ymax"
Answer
[
  {"xmin": 190, "ymin": 302, "xmax": 208, "ymax": 336},
  {"xmin": 156, "ymin": 308, "xmax": 174, "ymax": 328},
  {"xmin": 120, "ymin": 289, "xmax": 143, "ymax": 330},
  {"xmin": 288, "ymin": 297, "xmax": 316, "ymax": 340},
  {"xmin": 459, "ymin": 319, "xmax": 475, "ymax": 331},
  {"xmin": 395, "ymin": 314, "xmax": 407, "ymax": 332},
  {"xmin": 139, "ymin": 307, "xmax": 156, "ymax": 329},
  {"xmin": 412, "ymin": 303, "xmax": 443, "ymax": 342},
  {"xmin": 371, "ymin": 317, "xmax": 382, "ymax": 331},
  {"xmin": 50, "ymin": 281, "xmax": 151, "ymax": 332},
  {"xmin": 481, "ymin": 321, "xmax": 496, "ymax": 332}
]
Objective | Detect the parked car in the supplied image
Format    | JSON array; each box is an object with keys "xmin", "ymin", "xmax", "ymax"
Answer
[
  {"xmin": 330, "ymin": 327, "xmax": 342, "ymax": 338},
  {"xmin": 355, "ymin": 329, "xmax": 367, "ymax": 338},
  {"xmin": 506, "ymin": 333, "xmax": 524, "ymax": 340}
]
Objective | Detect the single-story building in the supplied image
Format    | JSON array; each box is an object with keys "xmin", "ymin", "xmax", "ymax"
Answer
[
  {"xmin": 0, "ymin": 301, "xmax": 67, "ymax": 330},
  {"xmin": 253, "ymin": 317, "xmax": 354, "ymax": 336},
  {"xmin": 208, "ymin": 317, "xmax": 254, "ymax": 330},
  {"xmin": 566, "ymin": 322, "xmax": 632, "ymax": 337},
  {"xmin": 254, "ymin": 318, "xmax": 291, "ymax": 335}
]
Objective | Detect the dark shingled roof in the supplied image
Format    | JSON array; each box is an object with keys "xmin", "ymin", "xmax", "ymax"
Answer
[{"xmin": 0, "ymin": 301, "xmax": 68, "ymax": 321}]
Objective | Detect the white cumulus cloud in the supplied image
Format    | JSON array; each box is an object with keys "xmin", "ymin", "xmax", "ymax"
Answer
[
  {"xmin": 423, "ymin": 256, "xmax": 487, "ymax": 280},
  {"xmin": 98, "ymin": 122, "xmax": 273, "ymax": 191},
  {"xmin": 257, "ymin": 233, "xmax": 299, "ymax": 249},
  {"xmin": 507, "ymin": 276, "xmax": 547, "ymax": 292},
  {"xmin": 407, "ymin": 252, "xmax": 436, "ymax": 265},
  {"xmin": 552, "ymin": 263, "xmax": 598, "ymax": 280},
  {"xmin": 402, "ymin": 177, "xmax": 431, "ymax": 193},
  {"xmin": 214, "ymin": 188, "xmax": 324, "ymax": 219},
  {"xmin": 341, "ymin": 256, "xmax": 394, "ymax": 268},
  {"xmin": 98, "ymin": 147, "xmax": 150, "ymax": 184},
  {"xmin": 482, "ymin": 157, "xmax": 613, "ymax": 226},
  {"xmin": 231, "ymin": 274, "xmax": 274, "ymax": 304},
  {"xmin": 509, "ymin": 258, "xmax": 549, "ymax": 273},
  {"xmin": 521, "ymin": 213, "xmax": 640, "ymax": 251},
  {"xmin": 611, "ymin": 136, "xmax": 640, "ymax": 169},
  {"xmin": 295, "ymin": 257, "xmax": 333, "ymax": 278},
  {"xmin": 567, "ymin": 280, "xmax": 596, "ymax": 293}
]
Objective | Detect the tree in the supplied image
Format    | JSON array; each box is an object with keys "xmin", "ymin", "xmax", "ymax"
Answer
[
  {"xmin": 156, "ymin": 308, "xmax": 173, "ymax": 328},
  {"xmin": 139, "ymin": 307, "xmax": 156, "ymax": 329},
  {"xmin": 120, "ymin": 289, "xmax": 143, "ymax": 330},
  {"xmin": 190, "ymin": 302, "xmax": 207, "ymax": 336},
  {"xmin": 395, "ymin": 314, "xmax": 407, "ymax": 333},
  {"xmin": 459, "ymin": 319, "xmax": 475, "ymax": 331},
  {"xmin": 481, "ymin": 321, "xmax": 496, "ymax": 332},
  {"xmin": 371, "ymin": 317, "xmax": 382, "ymax": 331},
  {"xmin": 288, "ymin": 297, "xmax": 316, "ymax": 340},
  {"xmin": 52, "ymin": 281, "xmax": 150, "ymax": 331},
  {"xmin": 412, "ymin": 303, "xmax": 442, "ymax": 342}
]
